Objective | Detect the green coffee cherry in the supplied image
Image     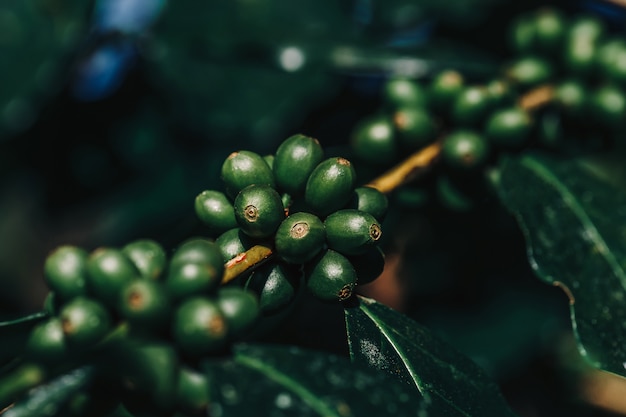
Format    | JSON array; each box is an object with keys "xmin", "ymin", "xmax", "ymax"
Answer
[
  {"xmin": 506, "ymin": 57, "xmax": 552, "ymax": 89},
  {"xmin": 194, "ymin": 190, "xmax": 238, "ymax": 235},
  {"xmin": 509, "ymin": 14, "xmax": 534, "ymax": 54},
  {"xmin": 324, "ymin": 209, "xmax": 382, "ymax": 256},
  {"xmin": 122, "ymin": 239, "xmax": 167, "ymax": 281},
  {"xmin": 392, "ymin": 107, "xmax": 436, "ymax": 149},
  {"xmin": 348, "ymin": 186, "xmax": 388, "ymax": 222},
  {"xmin": 263, "ymin": 154, "xmax": 275, "ymax": 169},
  {"xmin": 165, "ymin": 261, "xmax": 222, "ymax": 300},
  {"xmin": 234, "ymin": 184, "xmax": 285, "ymax": 239},
  {"xmin": 305, "ymin": 157, "xmax": 357, "ymax": 218},
  {"xmin": 60, "ymin": 296, "xmax": 112, "ymax": 349},
  {"xmin": 383, "ymin": 77, "xmax": 427, "ymax": 109},
  {"xmin": 176, "ymin": 367, "xmax": 210, "ymax": 415},
  {"xmin": 590, "ymin": 85, "xmax": 626, "ymax": 129},
  {"xmin": 273, "ymin": 134, "xmax": 324, "ymax": 196},
  {"xmin": 86, "ymin": 248, "xmax": 140, "ymax": 307},
  {"xmin": 596, "ymin": 39, "xmax": 626, "ymax": 85},
  {"xmin": 349, "ymin": 246, "xmax": 385, "ymax": 286},
  {"xmin": 351, "ymin": 115, "xmax": 396, "ymax": 165},
  {"xmin": 305, "ymin": 249, "xmax": 357, "ymax": 302},
  {"xmin": 485, "ymin": 80, "xmax": 514, "ymax": 108},
  {"xmin": 172, "ymin": 297, "xmax": 228, "ymax": 356},
  {"xmin": 534, "ymin": 8, "xmax": 566, "ymax": 53},
  {"xmin": 118, "ymin": 280, "xmax": 170, "ymax": 329},
  {"xmin": 568, "ymin": 15, "xmax": 605, "ymax": 43},
  {"xmin": 44, "ymin": 245, "xmax": 88, "ymax": 301},
  {"xmin": 275, "ymin": 212, "xmax": 325, "ymax": 264},
  {"xmin": 485, "ymin": 107, "xmax": 533, "ymax": 148},
  {"xmin": 221, "ymin": 150, "xmax": 275, "ymax": 199},
  {"xmin": 429, "ymin": 70, "xmax": 464, "ymax": 113},
  {"xmin": 216, "ymin": 287, "xmax": 259, "ymax": 338},
  {"xmin": 442, "ymin": 130, "xmax": 490, "ymax": 170},
  {"xmin": 170, "ymin": 238, "xmax": 225, "ymax": 279},
  {"xmin": 564, "ymin": 37, "xmax": 597, "ymax": 77},
  {"xmin": 555, "ymin": 80, "xmax": 587, "ymax": 119},
  {"xmin": 215, "ymin": 228, "xmax": 254, "ymax": 262},
  {"xmin": 245, "ymin": 262, "xmax": 301, "ymax": 315},
  {"xmin": 451, "ymin": 87, "xmax": 491, "ymax": 127},
  {"xmin": 25, "ymin": 318, "xmax": 67, "ymax": 364}
]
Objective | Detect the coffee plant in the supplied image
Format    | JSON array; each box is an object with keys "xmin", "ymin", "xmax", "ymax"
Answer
[{"xmin": 2, "ymin": 1, "xmax": 626, "ymax": 416}]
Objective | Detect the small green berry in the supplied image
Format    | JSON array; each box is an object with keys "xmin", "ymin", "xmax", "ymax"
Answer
[
  {"xmin": 305, "ymin": 157, "xmax": 357, "ymax": 218},
  {"xmin": 590, "ymin": 85, "xmax": 626, "ymax": 129},
  {"xmin": 324, "ymin": 209, "xmax": 382, "ymax": 256},
  {"xmin": 216, "ymin": 287, "xmax": 259, "ymax": 339},
  {"xmin": 172, "ymin": 297, "xmax": 228, "ymax": 356},
  {"xmin": 485, "ymin": 107, "xmax": 533, "ymax": 148},
  {"xmin": 506, "ymin": 57, "xmax": 553, "ymax": 88},
  {"xmin": 275, "ymin": 212, "xmax": 326, "ymax": 264},
  {"xmin": 176, "ymin": 367, "xmax": 211, "ymax": 415},
  {"xmin": 234, "ymin": 184, "xmax": 285, "ymax": 239},
  {"xmin": 60, "ymin": 297, "xmax": 111, "ymax": 349},
  {"xmin": 383, "ymin": 77, "xmax": 428, "ymax": 109},
  {"xmin": 451, "ymin": 87, "xmax": 491, "ymax": 127},
  {"xmin": 165, "ymin": 261, "xmax": 222, "ymax": 301},
  {"xmin": 221, "ymin": 150, "xmax": 275, "ymax": 199},
  {"xmin": 305, "ymin": 250, "xmax": 357, "ymax": 302},
  {"xmin": 273, "ymin": 134, "xmax": 324, "ymax": 196},
  {"xmin": 347, "ymin": 186, "xmax": 388, "ymax": 222},
  {"xmin": 351, "ymin": 115, "xmax": 397, "ymax": 165},
  {"xmin": 86, "ymin": 248, "xmax": 140, "ymax": 307},
  {"xmin": 44, "ymin": 245, "xmax": 88, "ymax": 301},
  {"xmin": 122, "ymin": 239, "xmax": 167, "ymax": 281},
  {"xmin": 245, "ymin": 262, "xmax": 301, "ymax": 315},
  {"xmin": 194, "ymin": 190, "xmax": 238, "ymax": 235},
  {"xmin": 215, "ymin": 228, "xmax": 254, "ymax": 262},
  {"xmin": 170, "ymin": 238, "xmax": 225, "ymax": 278},
  {"xmin": 392, "ymin": 107, "xmax": 436, "ymax": 150},
  {"xmin": 25, "ymin": 318, "xmax": 67, "ymax": 364},
  {"xmin": 118, "ymin": 280, "xmax": 170, "ymax": 329},
  {"xmin": 429, "ymin": 70, "xmax": 464, "ymax": 113},
  {"xmin": 442, "ymin": 130, "xmax": 490, "ymax": 170}
]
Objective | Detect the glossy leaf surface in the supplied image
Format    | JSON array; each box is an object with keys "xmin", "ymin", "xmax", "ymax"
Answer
[
  {"xmin": 2, "ymin": 366, "xmax": 93, "ymax": 417},
  {"xmin": 496, "ymin": 152, "xmax": 626, "ymax": 377},
  {"xmin": 344, "ymin": 296, "xmax": 518, "ymax": 417},
  {"xmin": 204, "ymin": 343, "xmax": 428, "ymax": 417}
]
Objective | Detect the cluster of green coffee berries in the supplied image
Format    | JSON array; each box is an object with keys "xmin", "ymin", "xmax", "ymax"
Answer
[
  {"xmin": 195, "ymin": 133, "xmax": 387, "ymax": 307},
  {"xmin": 350, "ymin": 7, "xmax": 626, "ymax": 210},
  {"xmin": 24, "ymin": 237, "xmax": 259, "ymax": 415}
]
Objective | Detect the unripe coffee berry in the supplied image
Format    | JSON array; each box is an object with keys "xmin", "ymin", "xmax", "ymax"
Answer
[
  {"xmin": 234, "ymin": 184, "xmax": 285, "ymax": 239},
  {"xmin": 274, "ymin": 212, "xmax": 325, "ymax": 264}
]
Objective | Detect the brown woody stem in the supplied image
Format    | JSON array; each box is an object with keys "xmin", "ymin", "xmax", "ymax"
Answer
[
  {"xmin": 221, "ymin": 244, "xmax": 274, "ymax": 285},
  {"xmin": 518, "ymin": 84, "xmax": 555, "ymax": 111},
  {"xmin": 365, "ymin": 141, "xmax": 442, "ymax": 194}
]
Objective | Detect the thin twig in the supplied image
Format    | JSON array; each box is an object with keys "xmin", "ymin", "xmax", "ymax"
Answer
[
  {"xmin": 221, "ymin": 244, "xmax": 274, "ymax": 285},
  {"xmin": 365, "ymin": 141, "xmax": 442, "ymax": 194}
]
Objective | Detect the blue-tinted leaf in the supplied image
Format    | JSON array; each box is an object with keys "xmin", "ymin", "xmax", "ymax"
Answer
[
  {"xmin": 496, "ymin": 152, "xmax": 626, "ymax": 377},
  {"xmin": 345, "ymin": 296, "xmax": 518, "ymax": 417}
]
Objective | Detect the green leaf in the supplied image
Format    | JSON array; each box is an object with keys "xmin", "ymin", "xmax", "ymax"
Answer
[
  {"xmin": 1, "ymin": 366, "xmax": 93, "ymax": 417},
  {"xmin": 204, "ymin": 343, "xmax": 429, "ymax": 417},
  {"xmin": 344, "ymin": 296, "xmax": 518, "ymax": 417},
  {"xmin": 496, "ymin": 152, "xmax": 626, "ymax": 377},
  {"xmin": 0, "ymin": 311, "xmax": 47, "ymax": 368}
]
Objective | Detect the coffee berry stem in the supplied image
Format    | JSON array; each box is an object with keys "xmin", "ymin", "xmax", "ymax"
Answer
[
  {"xmin": 366, "ymin": 141, "xmax": 442, "ymax": 194},
  {"xmin": 221, "ymin": 244, "xmax": 274, "ymax": 285},
  {"xmin": 518, "ymin": 84, "xmax": 555, "ymax": 112}
]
